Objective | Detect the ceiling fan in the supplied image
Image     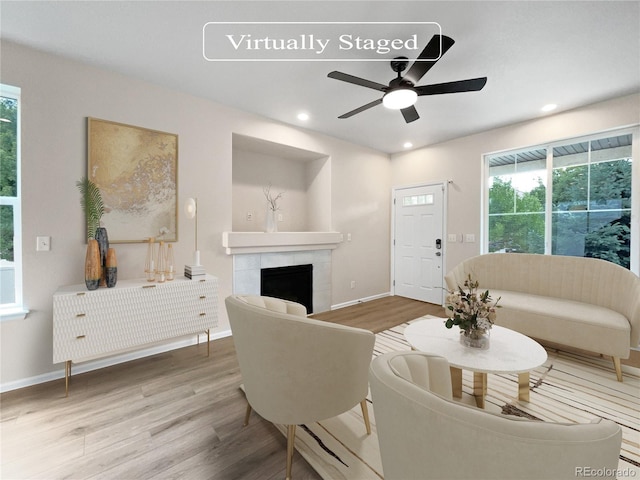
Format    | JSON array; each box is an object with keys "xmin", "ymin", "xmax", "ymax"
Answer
[{"xmin": 327, "ymin": 34, "xmax": 487, "ymax": 123}]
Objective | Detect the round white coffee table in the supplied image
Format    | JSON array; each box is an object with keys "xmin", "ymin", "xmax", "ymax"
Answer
[{"xmin": 404, "ymin": 318, "xmax": 548, "ymax": 408}]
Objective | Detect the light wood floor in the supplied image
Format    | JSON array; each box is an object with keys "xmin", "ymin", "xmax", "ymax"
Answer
[
  {"xmin": 2, "ymin": 295, "xmax": 636, "ymax": 479},
  {"xmin": 1, "ymin": 296, "xmax": 436, "ymax": 480}
]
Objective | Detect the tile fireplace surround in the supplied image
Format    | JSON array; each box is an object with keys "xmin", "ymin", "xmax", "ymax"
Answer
[{"xmin": 223, "ymin": 232, "xmax": 342, "ymax": 313}]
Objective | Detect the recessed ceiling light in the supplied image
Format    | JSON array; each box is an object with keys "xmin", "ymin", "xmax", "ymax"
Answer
[
  {"xmin": 541, "ymin": 104, "xmax": 557, "ymax": 113},
  {"xmin": 297, "ymin": 112, "xmax": 309, "ymax": 121},
  {"xmin": 403, "ymin": 142, "xmax": 413, "ymax": 149}
]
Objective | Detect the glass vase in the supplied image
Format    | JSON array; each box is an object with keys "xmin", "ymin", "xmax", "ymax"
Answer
[
  {"xmin": 156, "ymin": 241, "xmax": 167, "ymax": 283},
  {"xmin": 265, "ymin": 208, "xmax": 277, "ymax": 233},
  {"xmin": 144, "ymin": 237, "xmax": 156, "ymax": 282},
  {"xmin": 460, "ymin": 328, "xmax": 490, "ymax": 349},
  {"xmin": 165, "ymin": 243, "xmax": 175, "ymax": 281}
]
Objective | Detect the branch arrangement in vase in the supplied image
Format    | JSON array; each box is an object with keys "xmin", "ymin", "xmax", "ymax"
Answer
[{"xmin": 263, "ymin": 183, "xmax": 284, "ymax": 211}]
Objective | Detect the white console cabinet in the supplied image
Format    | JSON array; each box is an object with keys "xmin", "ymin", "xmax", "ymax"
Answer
[{"xmin": 53, "ymin": 275, "xmax": 218, "ymax": 395}]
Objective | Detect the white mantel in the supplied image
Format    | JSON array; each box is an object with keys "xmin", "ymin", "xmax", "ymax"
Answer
[{"xmin": 222, "ymin": 231, "xmax": 343, "ymax": 255}]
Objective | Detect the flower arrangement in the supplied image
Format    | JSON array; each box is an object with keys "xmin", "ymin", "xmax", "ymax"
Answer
[{"xmin": 445, "ymin": 274, "xmax": 500, "ymax": 334}]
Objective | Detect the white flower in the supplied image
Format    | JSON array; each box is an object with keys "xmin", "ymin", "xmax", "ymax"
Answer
[{"xmin": 444, "ymin": 274, "xmax": 501, "ymax": 332}]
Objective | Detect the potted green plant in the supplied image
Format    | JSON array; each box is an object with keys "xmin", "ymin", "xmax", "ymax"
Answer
[{"xmin": 76, "ymin": 177, "xmax": 104, "ymax": 240}]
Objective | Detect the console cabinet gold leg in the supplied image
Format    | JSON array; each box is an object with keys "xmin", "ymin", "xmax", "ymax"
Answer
[{"xmin": 65, "ymin": 360, "xmax": 71, "ymax": 397}]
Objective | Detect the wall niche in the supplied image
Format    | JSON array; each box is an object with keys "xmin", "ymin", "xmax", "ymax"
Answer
[{"xmin": 232, "ymin": 134, "xmax": 331, "ymax": 232}]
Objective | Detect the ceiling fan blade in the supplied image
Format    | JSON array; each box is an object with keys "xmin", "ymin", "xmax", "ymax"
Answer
[
  {"xmin": 338, "ymin": 98, "xmax": 383, "ymax": 119},
  {"xmin": 401, "ymin": 105, "xmax": 420, "ymax": 123},
  {"xmin": 404, "ymin": 35, "xmax": 455, "ymax": 85},
  {"xmin": 415, "ymin": 77, "xmax": 488, "ymax": 96},
  {"xmin": 328, "ymin": 71, "xmax": 387, "ymax": 91}
]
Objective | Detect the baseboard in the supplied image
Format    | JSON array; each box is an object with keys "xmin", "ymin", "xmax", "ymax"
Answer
[
  {"xmin": 0, "ymin": 329, "xmax": 232, "ymax": 393},
  {"xmin": 330, "ymin": 292, "xmax": 390, "ymax": 311}
]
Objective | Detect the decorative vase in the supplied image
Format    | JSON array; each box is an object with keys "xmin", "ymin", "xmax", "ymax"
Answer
[
  {"xmin": 460, "ymin": 327, "xmax": 490, "ymax": 349},
  {"xmin": 155, "ymin": 241, "xmax": 167, "ymax": 283},
  {"xmin": 95, "ymin": 227, "xmax": 109, "ymax": 287},
  {"xmin": 165, "ymin": 244, "xmax": 175, "ymax": 281},
  {"xmin": 84, "ymin": 239, "xmax": 101, "ymax": 291},
  {"xmin": 106, "ymin": 248, "xmax": 117, "ymax": 288},
  {"xmin": 265, "ymin": 208, "xmax": 278, "ymax": 233},
  {"xmin": 145, "ymin": 237, "xmax": 156, "ymax": 282}
]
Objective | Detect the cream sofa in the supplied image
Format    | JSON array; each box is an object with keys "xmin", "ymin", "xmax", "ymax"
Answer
[
  {"xmin": 370, "ymin": 351, "xmax": 623, "ymax": 480},
  {"xmin": 445, "ymin": 253, "xmax": 640, "ymax": 381}
]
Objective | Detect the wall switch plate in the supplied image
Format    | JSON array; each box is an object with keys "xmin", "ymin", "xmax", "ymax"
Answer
[
  {"xmin": 37, "ymin": 236, "xmax": 51, "ymax": 251},
  {"xmin": 465, "ymin": 233, "xmax": 476, "ymax": 243},
  {"xmin": 447, "ymin": 234, "xmax": 457, "ymax": 242}
]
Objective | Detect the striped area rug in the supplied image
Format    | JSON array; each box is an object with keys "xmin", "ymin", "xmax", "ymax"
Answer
[{"xmin": 275, "ymin": 317, "xmax": 640, "ymax": 479}]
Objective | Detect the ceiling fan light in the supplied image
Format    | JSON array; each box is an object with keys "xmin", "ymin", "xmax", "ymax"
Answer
[{"xmin": 382, "ymin": 88, "xmax": 417, "ymax": 110}]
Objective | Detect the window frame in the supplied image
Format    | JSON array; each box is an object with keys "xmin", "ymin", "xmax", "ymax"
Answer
[
  {"xmin": 482, "ymin": 126, "xmax": 639, "ymax": 276},
  {"xmin": 0, "ymin": 84, "xmax": 26, "ymax": 321}
]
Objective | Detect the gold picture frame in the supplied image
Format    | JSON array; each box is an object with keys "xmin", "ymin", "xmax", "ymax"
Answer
[{"xmin": 87, "ymin": 117, "xmax": 178, "ymax": 243}]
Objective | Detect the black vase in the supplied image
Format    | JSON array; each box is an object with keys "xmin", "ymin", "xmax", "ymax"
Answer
[{"xmin": 95, "ymin": 227, "xmax": 109, "ymax": 287}]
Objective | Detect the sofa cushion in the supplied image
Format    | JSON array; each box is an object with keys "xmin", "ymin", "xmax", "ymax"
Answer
[{"xmin": 492, "ymin": 289, "xmax": 631, "ymax": 357}]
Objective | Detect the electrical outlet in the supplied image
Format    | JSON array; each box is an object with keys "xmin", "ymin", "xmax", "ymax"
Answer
[
  {"xmin": 246, "ymin": 212, "xmax": 253, "ymax": 221},
  {"xmin": 278, "ymin": 213, "xmax": 283, "ymax": 222},
  {"xmin": 350, "ymin": 280, "xmax": 356, "ymax": 289},
  {"xmin": 37, "ymin": 236, "xmax": 51, "ymax": 251}
]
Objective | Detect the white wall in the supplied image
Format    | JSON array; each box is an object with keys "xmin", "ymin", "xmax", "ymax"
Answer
[
  {"xmin": 0, "ymin": 41, "xmax": 391, "ymax": 389},
  {"xmin": 232, "ymin": 149, "xmax": 310, "ymax": 232},
  {"xmin": 391, "ymin": 93, "xmax": 640, "ymax": 274},
  {"xmin": 3, "ymin": 38, "xmax": 636, "ymax": 390}
]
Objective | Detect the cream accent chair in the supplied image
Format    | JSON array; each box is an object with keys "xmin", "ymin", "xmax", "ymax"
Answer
[
  {"xmin": 369, "ymin": 351, "xmax": 622, "ymax": 480},
  {"xmin": 225, "ymin": 294, "xmax": 375, "ymax": 480}
]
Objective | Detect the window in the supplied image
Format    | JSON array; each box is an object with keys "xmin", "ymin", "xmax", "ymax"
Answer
[
  {"xmin": 402, "ymin": 194, "xmax": 434, "ymax": 206},
  {"xmin": 487, "ymin": 148, "xmax": 547, "ymax": 254},
  {"xmin": 485, "ymin": 129, "xmax": 636, "ymax": 272},
  {"xmin": 552, "ymin": 135, "xmax": 632, "ymax": 268},
  {"xmin": 0, "ymin": 84, "xmax": 24, "ymax": 319}
]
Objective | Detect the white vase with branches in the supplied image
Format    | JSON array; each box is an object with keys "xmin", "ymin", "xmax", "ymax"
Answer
[{"xmin": 263, "ymin": 184, "xmax": 283, "ymax": 233}]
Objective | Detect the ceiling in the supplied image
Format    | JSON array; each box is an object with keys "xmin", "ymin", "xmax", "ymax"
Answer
[{"xmin": 1, "ymin": 1, "xmax": 639, "ymax": 154}]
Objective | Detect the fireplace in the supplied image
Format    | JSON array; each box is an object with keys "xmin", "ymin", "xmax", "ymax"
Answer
[{"xmin": 261, "ymin": 264, "xmax": 313, "ymax": 313}]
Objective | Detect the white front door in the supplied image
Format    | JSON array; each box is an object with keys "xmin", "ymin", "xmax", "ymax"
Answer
[{"xmin": 393, "ymin": 184, "xmax": 444, "ymax": 304}]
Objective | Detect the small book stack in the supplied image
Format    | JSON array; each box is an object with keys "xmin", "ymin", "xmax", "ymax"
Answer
[{"xmin": 184, "ymin": 265, "xmax": 206, "ymax": 279}]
